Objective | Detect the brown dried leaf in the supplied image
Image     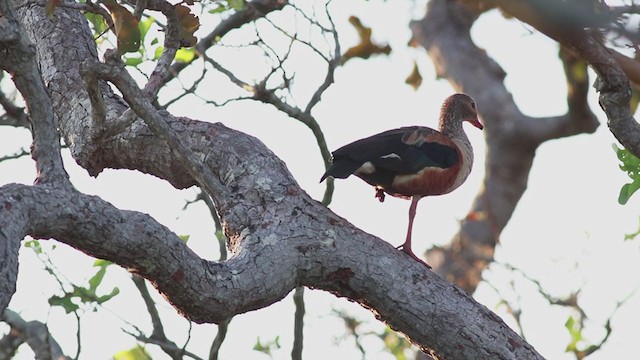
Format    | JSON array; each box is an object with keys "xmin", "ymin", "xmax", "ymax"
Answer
[
  {"xmin": 175, "ymin": 4, "xmax": 200, "ymax": 48},
  {"xmin": 103, "ymin": 0, "xmax": 141, "ymax": 54}
]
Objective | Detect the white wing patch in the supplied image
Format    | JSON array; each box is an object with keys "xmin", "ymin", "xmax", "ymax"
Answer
[
  {"xmin": 355, "ymin": 161, "xmax": 376, "ymax": 174},
  {"xmin": 380, "ymin": 153, "xmax": 402, "ymax": 160}
]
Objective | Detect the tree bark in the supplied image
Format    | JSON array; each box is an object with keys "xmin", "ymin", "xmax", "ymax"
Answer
[{"xmin": 0, "ymin": 1, "xmax": 548, "ymax": 358}]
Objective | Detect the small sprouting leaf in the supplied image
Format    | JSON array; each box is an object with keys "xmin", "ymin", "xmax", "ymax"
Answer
[
  {"xmin": 93, "ymin": 259, "xmax": 113, "ymax": 267},
  {"xmin": 175, "ymin": 48, "xmax": 196, "ymax": 63},
  {"xmin": 613, "ymin": 144, "xmax": 640, "ymax": 205},
  {"xmin": 175, "ymin": 4, "xmax": 200, "ymax": 47},
  {"xmin": 253, "ymin": 336, "xmax": 281, "ymax": 355},
  {"xmin": 564, "ymin": 316, "xmax": 579, "ymax": 351},
  {"xmin": 178, "ymin": 234, "xmax": 191, "ymax": 243},
  {"xmin": 24, "ymin": 240, "xmax": 43, "ymax": 254},
  {"xmin": 103, "ymin": 0, "xmax": 141, "ymax": 54},
  {"xmin": 625, "ymin": 218, "xmax": 640, "ymax": 241},
  {"xmin": 113, "ymin": 345, "xmax": 152, "ymax": 360},
  {"xmin": 153, "ymin": 46, "xmax": 164, "ymax": 60},
  {"xmin": 45, "ymin": 0, "xmax": 60, "ymax": 17}
]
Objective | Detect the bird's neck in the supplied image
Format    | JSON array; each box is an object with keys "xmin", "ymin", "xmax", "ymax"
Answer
[{"xmin": 438, "ymin": 114, "xmax": 468, "ymax": 143}]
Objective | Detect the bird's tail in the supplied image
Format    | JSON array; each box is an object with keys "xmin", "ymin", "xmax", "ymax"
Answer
[{"xmin": 320, "ymin": 159, "xmax": 361, "ymax": 182}]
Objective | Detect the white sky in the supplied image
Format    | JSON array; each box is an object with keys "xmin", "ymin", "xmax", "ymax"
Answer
[{"xmin": 1, "ymin": 1, "xmax": 639, "ymax": 359}]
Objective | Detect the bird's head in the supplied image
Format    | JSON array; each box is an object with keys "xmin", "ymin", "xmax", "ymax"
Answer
[{"xmin": 441, "ymin": 93, "xmax": 483, "ymax": 131}]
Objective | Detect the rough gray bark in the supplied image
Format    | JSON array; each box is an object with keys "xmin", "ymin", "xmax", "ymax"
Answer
[{"xmin": 0, "ymin": 1, "xmax": 547, "ymax": 359}]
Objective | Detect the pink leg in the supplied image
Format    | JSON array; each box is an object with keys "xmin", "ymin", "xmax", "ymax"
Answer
[{"xmin": 396, "ymin": 196, "xmax": 431, "ymax": 269}]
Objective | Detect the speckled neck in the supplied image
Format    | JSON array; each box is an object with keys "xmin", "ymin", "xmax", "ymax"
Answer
[{"xmin": 439, "ymin": 111, "xmax": 470, "ymax": 144}]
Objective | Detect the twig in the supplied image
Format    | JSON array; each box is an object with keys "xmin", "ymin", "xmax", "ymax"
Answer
[
  {"xmin": 1, "ymin": 309, "xmax": 71, "ymax": 360},
  {"xmin": 291, "ymin": 287, "xmax": 305, "ymax": 360}
]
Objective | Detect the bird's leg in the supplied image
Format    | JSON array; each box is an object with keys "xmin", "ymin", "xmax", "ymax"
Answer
[
  {"xmin": 375, "ymin": 188, "xmax": 386, "ymax": 202},
  {"xmin": 396, "ymin": 195, "xmax": 431, "ymax": 269}
]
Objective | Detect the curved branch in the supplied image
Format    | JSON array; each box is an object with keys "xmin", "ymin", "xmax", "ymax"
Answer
[
  {"xmin": 495, "ymin": 0, "xmax": 640, "ymax": 157},
  {"xmin": 412, "ymin": 0, "xmax": 598, "ymax": 292}
]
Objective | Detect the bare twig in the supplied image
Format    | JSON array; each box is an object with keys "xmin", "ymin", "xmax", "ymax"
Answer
[
  {"xmin": 0, "ymin": 148, "xmax": 30, "ymax": 162},
  {"xmin": 291, "ymin": 286, "xmax": 304, "ymax": 360},
  {"xmin": 208, "ymin": 318, "xmax": 230, "ymax": 360},
  {"xmin": 162, "ymin": 0, "xmax": 288, "ymax": 86},
  {"xmin": 1, "ymin": 309, "xmax": 71, "ymax": 360}
]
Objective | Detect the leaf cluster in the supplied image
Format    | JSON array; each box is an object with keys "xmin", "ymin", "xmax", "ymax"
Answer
[{"xmin": 613, "ymin": 144, "xmax": 640, "ymax": 205}]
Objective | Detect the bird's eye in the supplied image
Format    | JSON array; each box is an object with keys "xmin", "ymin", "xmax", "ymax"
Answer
[{"xmin": 471, "ymin": 101, "xmax": 476, "ymax": 109}]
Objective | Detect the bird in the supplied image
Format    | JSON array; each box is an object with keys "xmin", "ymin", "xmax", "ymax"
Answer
[{"xmin": 320, "ymin": 93, "xmax": 483, "ymax": 268}]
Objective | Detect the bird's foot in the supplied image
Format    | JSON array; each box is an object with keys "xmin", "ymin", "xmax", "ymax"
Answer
[
  {"xmin": 375, "ymin": 188, "xmax": 385, "ymax": 203},
  {"xmin": 396, "ymin": 244, "xmax": 432, "ymax": 269}
]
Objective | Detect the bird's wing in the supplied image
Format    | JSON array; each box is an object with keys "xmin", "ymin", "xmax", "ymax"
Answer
[{"xmin": 321, "ymin": 127, "xmax": 459, "ymax": 182}]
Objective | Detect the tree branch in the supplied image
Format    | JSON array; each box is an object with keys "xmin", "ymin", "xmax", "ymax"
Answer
[
  {"xmin": 161, "ymin": 0, "xmax": 287, "ymax": 86},
  {"xmin": 3, "ymin": 3, "xmax": 547, "ymax": 358},
  {"xmin": 0, "ymin": 0, "xmax": 68, "ymax": 186},
  {"xmin": 412, "ymin": 0, "xmax": 598, "ymax": 293},
  {"xmin": 1, "ymin": 309, "xmax": 71, "ymax": 360},
  {"xmin": 495, "ymin": 0, "xmax": 640, "ymax": 157}
]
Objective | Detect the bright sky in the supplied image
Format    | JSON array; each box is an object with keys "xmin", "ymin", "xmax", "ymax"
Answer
[{"xmin": 1, "ymin": 1, "xmax": 640, "ymax": 359}]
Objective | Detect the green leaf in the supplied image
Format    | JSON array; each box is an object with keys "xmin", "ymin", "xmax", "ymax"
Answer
[
  {"xmin": 153, "ymin": 46, "xmax": 164, "ymax": 61},
  {"xmin": 625, "ymin": 218, "xmax": 640, "ymax": 241},
  {"xmin": 124, "ymin": 56, "xmax": 144, "ymax": 66},
  {"xmin": 49, "ymin": 294, "xmax": 79, "ymax": 314},
  {"xmin": 618, "ymin": 179, "xmax": 640, "ymax": 205},
  {"xmin": 175, "ymin": 48, "xmax": 195, "ymax": 63},
  {"xmin": 564, "ymin": 315, "xmax": 583, "ymax": 352},
  {"xmin": 138, "ymin": 16, "xmax": 155, "ymax": 43},
  {"xmin": 24, "ymin": 240, "xmax": 42, "ymax": 254},
  {"xmin": 613, "ymin": 144, "xmax": 640, "ymax": 205},
  {"xmin": 178, "ymin": 234, "xmax": 191, "ymax": 243},
  {"xmin": 97, "ymin": 287, "xmax": 120, "ymax": 304},
  {"xmin": 208, "ymin": 5, "xmax": 227, "ymax": 14},
  {"xmin": 253, "ymin": 336, "xmax": 280, "ymax": 355},
  {"xmin": 228, "ymin": 0, "xmax": 245, "ymax": 10},
  {"xmin": 113, "ymin": 345, "xmax": 152, "ymax": 360},
  {"xmin": 88, "ymin": 265, "xmax": 107, "ymax": 291},
  {"xmin": 85, "ymin": 13, "xmax": 109, "ymax": 36},
  {"xmin": 93, "ymin": 259, "xmax": 113, "ymax": 267}
]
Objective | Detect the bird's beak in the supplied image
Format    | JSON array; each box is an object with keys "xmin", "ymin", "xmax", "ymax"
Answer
[{"xmin": 468, "ymin": 117, "xmax": 483, "ymax": 130}]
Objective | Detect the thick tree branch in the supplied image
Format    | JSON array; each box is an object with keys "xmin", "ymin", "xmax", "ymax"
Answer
[
  {"xmin": 0, "ymin": 0, "xmax": 68, "ymax": 186},
  {"xmin": 3, "ymin": 2, "xmax": 548, "ymax": 358},
  {"xmin": 495, "ymin": 0, "xmax": 640, "ymax": 157},
  {"xmin": 412, "ymin": 0, "xmax": 598, "ymax": 292}
]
